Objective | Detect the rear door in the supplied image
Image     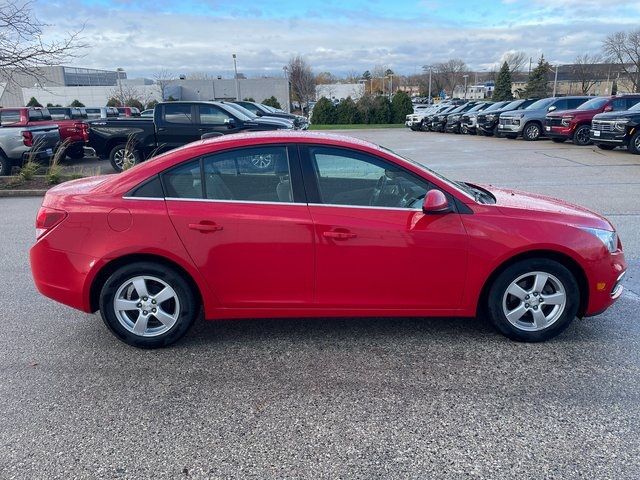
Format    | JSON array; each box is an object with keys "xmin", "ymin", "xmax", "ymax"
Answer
[
  {"xmin": 301, "ymin": 145, "xmax": 469, "ymax": 310},
  {"xmin": 164, "ymin": 145, "xmax": 315, "ymax": 308},
  {"xmin": 155, "ymin": 104, "xmax": 200, "ymax": 150}
]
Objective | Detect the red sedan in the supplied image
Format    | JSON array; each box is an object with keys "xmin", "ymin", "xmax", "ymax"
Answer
[{"xmin": 30, "ymin": 132, "xmax": 626, "ymax": 348}]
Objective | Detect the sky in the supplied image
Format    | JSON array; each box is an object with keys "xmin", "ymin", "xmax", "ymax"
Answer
[{"xmin": 37, "ymin": 0, "xmax": 640, "ymax": 79}]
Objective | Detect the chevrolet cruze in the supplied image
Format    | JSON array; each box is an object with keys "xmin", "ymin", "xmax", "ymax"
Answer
[{"xmin": 30, "ymin": 132, "xmax": 626, "ymax": 348}]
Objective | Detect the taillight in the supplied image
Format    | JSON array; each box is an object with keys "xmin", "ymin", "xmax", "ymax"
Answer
[
  {"xmin": 77, "ymin": 122, "xmax": 89, "ymax": 142},
  {"xmin": 36, "ymin": 206, "xmax": 67, "ymax": 239},
  {"xmin": 22, "ymin": 131, "xmax": 33, "ymax": 147}
]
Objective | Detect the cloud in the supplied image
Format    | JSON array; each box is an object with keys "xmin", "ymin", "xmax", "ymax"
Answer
[{"xmin": 36, "ymin": 0, "xmax": 640, "ymax": 78}]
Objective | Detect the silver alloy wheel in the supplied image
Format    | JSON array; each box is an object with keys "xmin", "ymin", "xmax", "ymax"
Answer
[
  {"xmin": 502, "ymin": 271, "xmax": 567, "ymax": 332},
  {"xmin": 113, "ymin": 275, "xmax": 180, "ymax": 337},
  {"xmin": 525, "ymin": 123, "xmax": 540, "ymax": 140},
  {"xmin": 634, "ymin": 134, "xmax": 640, "ymax": 150},
  {"xmin": 113, "ymin": 148, "xmax": 137, "ymax": 170}
]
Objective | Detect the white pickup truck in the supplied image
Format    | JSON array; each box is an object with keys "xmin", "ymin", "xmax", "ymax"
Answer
[
  {"xmin": 0, "ymin": 123, "xmax": 60, "ymax": 175},
  {"xmin": 405, "ymin": 102, "xmax": 454, "ymax": 131}
]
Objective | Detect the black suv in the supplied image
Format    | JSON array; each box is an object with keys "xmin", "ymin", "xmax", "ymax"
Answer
[
  {"xmin": 234, "ymin": 101, "xmax": 308, "ymax": 129},
  {"xmin": 476, "ymin": 98, "xmax": 538, "ymax": 136},
  {"xmin": 590, "ymin": 100, "xmax": 640, "ymax": 154},
  {"xmin": 431, "ymin": 102, "xmax": 477, "ymax": 132}
]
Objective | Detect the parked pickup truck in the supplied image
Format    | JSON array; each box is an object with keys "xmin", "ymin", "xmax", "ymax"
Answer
[
  {"xmin": 88, "ymin": 101, "xmax": 295, "ymax": 172},
  {"xmin": 0, "ymin": 122, "xmax": 60, "ymax": 176},
  {"xmin": 590, "ymin": 100, "xmax": 640, "ymax": 154},
  {"xmin": 545, "ymin": 95, "xmax": 640, "ymax": 146},
  {"xmin": 0, "ymin": 107, "xmax": 88, "ymax": 159}
]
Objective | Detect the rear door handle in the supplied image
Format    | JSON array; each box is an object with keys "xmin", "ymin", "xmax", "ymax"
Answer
[
  {"xmin": 323, "ymin": 230, "xmax": 357, "ymax": 240},
  {"xmin": 188, "ymin": 222, "xmax": 223, "ymax": 233}
]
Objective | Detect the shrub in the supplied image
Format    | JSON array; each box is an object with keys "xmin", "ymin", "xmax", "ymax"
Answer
[
  {"xmin": 311, "ymin": 97, "xmax": 336, "ymax": 124},
  {"xmin": 243, "ymin": 97, "xmax": 255, "ymax": 102},
  {"xmin": 146, "ymin": 100, "xmax": 158, "ymax": 110},
  {"xmin": 69, "ymin": 99, "xmax": 85, "ymax": 107},
  {"xmin": 335, "ymin": 97, "xmax": 361, "ymax": 124},
  {"xmin": 356, "ymin": 95, "xmax": 375, "ymax": 124},
  {"xmin": 26, "ymin": 97, "xmax": 42, "ymax": 107},
  {"xmin": 391, "ymin": 91, "xmax": 413, "ymax": 123},
  {"xmin": 125, "ymin": 98, "xmax": 144, "ymax": 110},
  {"xmin": 106, "ymin": 97, "xmax": 121, "ymax": 107},
  {"xmin": 262, "ymin": 96, "xmax": 282, "ymax": 109},
  {"xmin": 370, "ymin": 96, "xmax": 392, "ymax": 124}
]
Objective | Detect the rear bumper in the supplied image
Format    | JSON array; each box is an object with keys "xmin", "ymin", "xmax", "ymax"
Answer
[
  {"xmin": 22, "ymin": 148, "xmax": 55, "ymax": 162},
  {"xmin": 30, "ymin": 240, "xmax": 96, "ymax": 313}
]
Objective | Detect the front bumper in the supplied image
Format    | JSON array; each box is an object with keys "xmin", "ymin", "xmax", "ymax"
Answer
[
  {"xmin": 584, "ymin": 249, "xmax": 627, "ymax": 317},
  {"xmin": 444, "ymin": 122, "xmax": 460, "ymax": 133},
  {"xmin": 544, "ymin": 124, "xmax": 574, "ymax": 139},
  {"xmin": 590, "ymin": 129, "xmax": 627, "ymax": 145},
  {"xmin": 497, "ymin": 121, "xmax": 523, "ymax": 133}
]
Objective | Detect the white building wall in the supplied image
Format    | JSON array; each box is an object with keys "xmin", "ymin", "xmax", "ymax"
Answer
[
  {"xmin": 316, "ymin": 83, "xmax": 365, "ymax": 102},
  {"xmin": 20, "ymin": 85, "xmax": 160, "ymax": 107}
]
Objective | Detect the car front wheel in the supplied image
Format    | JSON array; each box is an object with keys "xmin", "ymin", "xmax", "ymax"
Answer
[
  {"xmin": 629, "ymin": 131, "xmax": 640, "ymax": 155},
  {"xmin": 522, "ymin": 122, "xmax": 542, "ymax": 141},
  {"xmin": 486, "ymin": 258, "xmax": 579, "ymax": 342},
  {"xmin": 99, "ymin": 262, "xmax": 199, "ymax": 348},
  {"xmin": 573, "ymin": 125, "xmax": 592, "ymax": 146}
]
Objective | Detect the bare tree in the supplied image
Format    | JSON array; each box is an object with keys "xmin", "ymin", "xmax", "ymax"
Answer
[
  {"xmin": 572, "ymin": 53, "xmax": 604, "ymax": 94},
  {"xmin": 108, "ymin": 83, "xmax": 148, "ymax": 108},
  {"xmin": 502, "ymin": 51, "xmax": 528, "ymax": 73},
  {"xmin": 603, "ymin": 28, "xmax": 640, "ymax": 92},
  {"xmin": 434, "ymin": 59, "xmax": 468, "ymax": 96},
  {"xmin": 287, "ymin": 55, "xmax": 315, "ymax": 113},
  {"xmin": 0, "ymin": 0, "xmax": 85, "ymax": 85},
  {"xmin": 153, "ymin": 69, "xmax": 174, "ymax": 101}
]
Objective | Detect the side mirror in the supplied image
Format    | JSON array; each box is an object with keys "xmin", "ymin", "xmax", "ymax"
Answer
[
  {"xmin": 422, "ymin": 190, "xmax": 450, "ymax": 214},
  {"xmin": 255, "ymin": 110, "xmax": 263, "ymax": 116},
  {"xmin": 224, "ymin": 117, "xmax": 236, "ymax": 127},
  {"xmin": 603, "ymin": 105, "xmax": 613, "ymax": 112},
  {"xmin": 547, "ymin": 105, "xmax": 557, "ymax": 112}
]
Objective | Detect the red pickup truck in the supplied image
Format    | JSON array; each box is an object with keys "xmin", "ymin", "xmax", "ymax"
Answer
[
  {"xmin": 0, "ymin": 107, "xmax": 89, "ymax": 159},
  {"xmin": 544, "ymin": 95, "xmax": 640, "ymax": 146}
]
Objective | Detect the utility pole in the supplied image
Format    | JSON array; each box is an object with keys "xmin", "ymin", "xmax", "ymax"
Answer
[
  {"xmin": 117, "ymin": 67, "xmax": 124, "ymax": 106},
  {"xmin": 232, "ymin": 54, "xmax": 239, "ymax": 100},
  {"xmin": 428, "ymin": 66, "xmax": 432, "ymax": 104},
  {"xmin": 553, "ymin": 64, "xmax": 559, "ymax": 97},
  {"xmin": 463, "ymin": 74, "xmax": 469, "ymax": 100},
  {"xmin": 283, "ymin": 65, "xmax": 290, "ymax": 113}
]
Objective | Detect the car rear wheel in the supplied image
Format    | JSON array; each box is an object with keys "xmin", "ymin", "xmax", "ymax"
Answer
[
  {"xmin": 486, "ymin": 258, "xmax": 579, "ymax": 342},
  {"xmin": 65, "ymin": 145, "xmax": 85, "ymax": 160},
  {"xmin": 0, "ymin": 154, "xmax": 12, "ymax": 176},
  {"xmin": 110, "ymin": 143, "xmax": 141, "ymax": 173},
  {"xmin": 596, "ymin": 144, "xmax": 615, "ymax": 151},
  {"xmin": 629, "ymin": 131, "xmax": 640, "ymax": 155},
  {"xmin": 522, "ymin": 122, "xmax": 542, "ymax": 141},
  {"xmin": 573, "ymin": 125, "xmax": 592, "ymax": 146},
  {"xmin": 99, "ymin": 262, "xmax": 199, "ymax": 348}
]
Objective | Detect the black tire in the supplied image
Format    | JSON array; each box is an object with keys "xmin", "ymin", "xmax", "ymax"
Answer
[
  {"xmin": 486, "ymin": 258, "xmax": 579, "ymax": 342},
  {"xmin": 573, "ymin": 125, "xmax": 592, "ymax": 146},
  {"xmin": 628, "ymin": 131, "xmax": 640, "ymax": 155},
  {"xmin": 551, "ymin": 138, "xmax": 566, "ymax": 143},
  {"xmin": 99, "ymin": 261, "xmax": 199, "ymax": 348},
  {"xmin": 596, "ymin": 144, "xmax": 616, "ymax": 151},
  {"xmin": 409, "ymin": 126, "xmax": 418, "ymax": 131},
  {"xmin": 522, "ymin": 122, "xmax": 542, "ymax": 141},
  {"xmin": 493, "ymin": 125, "xmax": 501, "ymax": 138},
  {"xmin": 0, "ymin": 153, "xmax": 12, "ymax": 176},
  {"xmin": 66, "ymin": 145, "xmax": 85, "ymax": 160},
  {"xmin": 109, "ymin": 143, "xmax": 141, "ymax": 173}
]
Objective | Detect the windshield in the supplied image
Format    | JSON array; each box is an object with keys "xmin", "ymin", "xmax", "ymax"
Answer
[
  {"xmin": 484, "ymin": 101, "xmax": 507, "ymax": 112},
  {"xmin": 628, "ymin": 101, "xmax": 640, "ymax": 112},
  {"xmin": 219, "ymin": 103, "xmax": 254, "ymax": 121},
  {"xmin": 500, "ymin": 100, "xmax": 524, "ymax": 111},
  {"xmin": 577, "ymin": 97, "xmax": 609, "ymax": 110},
  {"xmin": 467, "ymin": 103, "xmax": 488, "ymax": 113},
  {"xmin": 525, "ymin": 98, "xmax": 555, "ymax": 110}
]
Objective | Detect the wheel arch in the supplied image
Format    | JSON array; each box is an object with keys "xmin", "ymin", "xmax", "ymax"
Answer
[
  {"xmin": 89, "ymin": 253, "xmax": 204, "ymax": 314},
  {"xmin": 476, "ymin": 249, "xmax": 589, "ymax": 319}
]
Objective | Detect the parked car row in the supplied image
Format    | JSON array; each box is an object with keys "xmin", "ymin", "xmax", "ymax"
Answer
[{"xmin": 406, "ymin": 95, "xmax": 640, "ymax": 154}]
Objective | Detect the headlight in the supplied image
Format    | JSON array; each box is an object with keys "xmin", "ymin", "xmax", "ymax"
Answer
[
  {"xmin": 614, "ymin": 120, "xmax": 628, "ymax": 132},
  {"xmin": 561, "ymin": 116, "xmax": 574, "ymax": 127},
  {"xmin": 513, "ymin": 119, "xmax": 520, "ymax": 125},
  {"xmin": 486, "ymin": 114, "xmax": 496, "ymax": 121},
  {"xmin": 581, "ymin": 227, "xmax": 618, "ymax": 253}
]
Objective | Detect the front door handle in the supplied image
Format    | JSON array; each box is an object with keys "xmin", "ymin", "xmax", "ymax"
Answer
[
  {"xmin": 323, "ymin": 230, "xmax": 357, "ymax": 240},
  {"xmin": 188, "ymin": 222, "xmax": 223, "ymax": 233}
]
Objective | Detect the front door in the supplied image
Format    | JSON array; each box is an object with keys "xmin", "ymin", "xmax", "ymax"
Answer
[
  {"xmin": 302, "ymin": 146, "xmax": 468, "ymax": 310},
  {"xmin": 195, "ymin": 104, "xmax": 243, "ymax": 137},
  {"xmin": 163, "ymin": 145, "xmax": 314, "ymax": 308}
]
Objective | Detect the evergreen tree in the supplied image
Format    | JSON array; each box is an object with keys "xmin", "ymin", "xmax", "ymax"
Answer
[
  {"xmin": 391, "ymin": 91, "xmax": 413, "ymax": 123},
  {"xmin": 69, "ymin": 99, "xmax": 85, "ymax": 107},
  {"xmin": 370, "ymin": 96, "xmax": 392, "ymax": 124},
  {"xmin": 335, "ymin": 97, "xmax": 361, "ymax": 124},
  {"xmin": 311, "ymin": 97, "xmax": 336, "ymax": 124},
  {"xmin": 524, "ymin": 56, "xmax": 552, "ymax": 98},
  {"xmin": 26, "ymin": 97, "xmax": 42, "ymax": 107},
  {"xmin": 356, "ymin": 95, "xmax": 375, "ymax": 124},
  {"xmin": 493, "ymin": 62, "xmax": 514, "ymax": 101},
  {"xmin": 146, "ymin": 100, "xmax": 158, "ymax": 110},
  {"xmin": 106, "ymin": 97, "xmax": 121, "ymax": 107},
  {"xmin": 262, "ymin": 96, "xmax": 282, "ymax": 109}
]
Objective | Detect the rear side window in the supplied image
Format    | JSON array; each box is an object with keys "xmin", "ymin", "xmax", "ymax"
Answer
[
  {"xmin": 0, "ymin": 110, "xmax": 20, "ymax": 126},
  {"xmin": 162, "ymin": 160, "xmax": 202, "ymax": 199},
  {"xmin": 130, "ymin": 176, "xmax": 164, "ymax": 198},
  {"xmin": 163, "ymin": 104, "xmax": 193, "ymax": 124},
  {"xmin": 567, "ymin": 98, "xmax": 587, "ymax": 109},
  {"xmin": 552, "ymin": 99, "xmax": 568, "ymax": 111},
  {"xmin": 49, "ymin": 108, "xmax": 70, "ymax": 120}
]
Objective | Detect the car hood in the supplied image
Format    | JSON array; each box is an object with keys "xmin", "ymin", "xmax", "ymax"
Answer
[
  {"xmin": 484, "ymin": 185, "xmax": 613, "ymax": 230},
  {"xmin": 547, "ymin": 108, "xmax": 598, "ymax": 118},
  {"xmin": 246, "ymin": 117, "xmax": 292, "ymax": 128},
  {"xmin": 501, "ymin": 108, "xmax": 543, "ymax": 118},
  {"xmin": 593, "ymin": 110, "xmax": 638, "ymax": 120}
]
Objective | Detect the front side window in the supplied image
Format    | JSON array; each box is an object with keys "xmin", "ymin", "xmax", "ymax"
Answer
[
  {"xmin": 237, "ymin": 102, "xmax": 260, "ymax": 114},
  {"xmin": 203, "ymin": 146, "xmax": 293, "ymax": 202},
  {"xmin": 164, "ymin": 104, "xmax": 193, "ymax": 124},
  {"xmin": 197, "ymin": 105, "xmax": 232, "ymax": 125},
  {"xmin": 551, "ymin": 99, "xmax": 568, "ymax": 111},
  {"xmin": 309, "ymin": 147, "xmax": 431, "ymax": 209}
]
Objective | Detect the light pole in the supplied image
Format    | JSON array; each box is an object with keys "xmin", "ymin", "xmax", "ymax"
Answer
[
  {"xmin": 428, "ymin": 66, "xmax": 433, "ymax": 104},
  {"xmin": 552, "ymin": 64, "xmax": 559, "ymax": 97},
  {"xmin": 283, "ymin": 65, "xmax": 290, "ymax": 113},
  {"xmin": 116, "ymin": 67, "xmax": 124, "ymax": 106},
  {"xmin": 232, "ymin": 54, "xmax": 239, "ymax": 100},
  {"xmin": 463, "ymin": 74, "xmax": 469, "ymax": 100}
]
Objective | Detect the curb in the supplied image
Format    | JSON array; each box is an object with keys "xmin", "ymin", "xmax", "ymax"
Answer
[{"xmin": 0, "ymin": 189, "xmax": 47, "ymax": 198}]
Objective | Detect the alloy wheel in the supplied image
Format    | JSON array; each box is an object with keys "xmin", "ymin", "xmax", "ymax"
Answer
[
  {"xmin": 525, "ymin": 124, "xmax": 540, "ymax": 140},
  {"xmin": 113, "ymin": 148, "xmax": 137, "ymax": 170},
  {"xmin": 502, "ymin": 271, "xmax": 567, "ymax": 331},
  {"xmin": 574, "ymin": 126, "xmax": 591, "ymax": 146},
  {"xmin": 113, "ymin": 275, "xmax": 180, "ymax": 337}
]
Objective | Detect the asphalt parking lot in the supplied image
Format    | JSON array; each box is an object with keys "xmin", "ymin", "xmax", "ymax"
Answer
[{"xmin": 2, "ymin": 130, "xmax": 640, "ymax": 478}]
